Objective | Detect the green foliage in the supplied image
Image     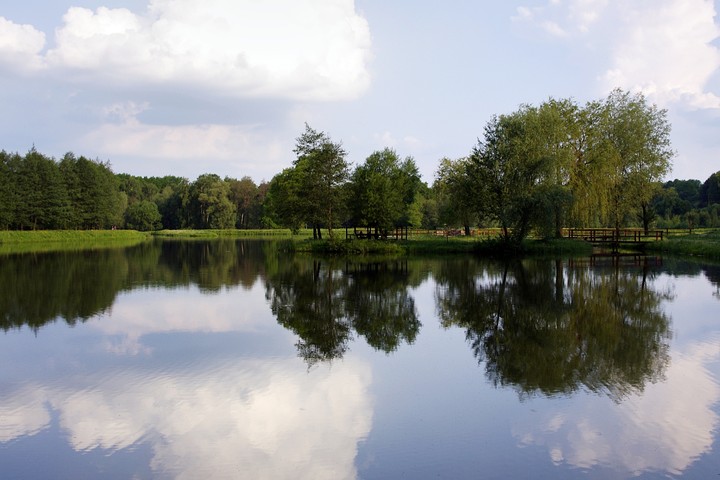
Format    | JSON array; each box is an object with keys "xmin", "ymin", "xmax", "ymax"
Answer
[
  {"xmin": 293, "ymin": 124, "xmax": 350, "ymax": 239},
  {"xmin": 184, "ymin": 173, "xmax": 237, "ymax": 229},
  {"xmin": 348, "ymin": 148, "xmax": 421, "ymax": 234},
  {"xmin": 470, "ymin": 113, "xmax": 550, "ymax": 245},
  {"xmin": 125, "ymin": 200, "xmax": 162, "ymax": 231},
  {"xmin": 433, "ymin": 157, "xmax": 478, "ymax": 234}
]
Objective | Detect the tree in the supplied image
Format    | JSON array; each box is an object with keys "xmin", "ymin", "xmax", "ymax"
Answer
[
  {"xmin": 599, "ymin": 89, "xmax": 674, "ymax": 231},
  {"xmin": 185, "ymin": 174, "xmax": 236, "ymax": 229},
  {"xmin": 14, "ymin": 149, "xmax": 69, "ymax": 230},
  {"xmin": 348, "ymin": 148, "xmax": 423, "ymax": 237},
  {"xmin": 263, "ymin": 167, "xmax": 305, "ymax": 232},
  {"xmin": 125, "ymin": 200, "xmax": 162, "ymax": 231},
  {"xmin": 226, "ymin": 176, "xmax": 261, "ymax": 228},
  {"xmin": 470, "ymin": 113, "xmax": 550, "ymax": 245},
  {"xmin": 292, "ymin": 123, "xmax": 349, "ymax": 239},
  {"xmin": 701, "ymin": 171, "xmax": 720, "ymax": 207},
  {"xmin": 434, "ymin": 157, "xmax": 478, "ymax": 235},
  {"xmin": 0, "ymin": 151, "xmax": 17, "ymax": 229},
  {"xmin": 60, "ymin": 153, "xmax": 124, "ymax": 229}
]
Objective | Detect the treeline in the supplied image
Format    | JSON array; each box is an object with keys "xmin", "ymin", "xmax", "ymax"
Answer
[
  {"xmin": 0, "ymin": 150, "xmax": 270, "ymax": 231},
  {"xmin": 1, "ymin": 89, "xmax": 718, "ymax": 239},
  {"xmin": 653, "ymin": 176, "xmax": 720, "ymax": 228}
]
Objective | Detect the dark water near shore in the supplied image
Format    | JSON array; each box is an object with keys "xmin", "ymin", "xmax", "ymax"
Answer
[{"xmin": 1, "ymin": 239, "xmax": 719, "ymax": 479}]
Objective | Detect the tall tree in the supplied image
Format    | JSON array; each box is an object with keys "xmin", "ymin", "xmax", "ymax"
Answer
[
  {"xmin": 293, "ymin": 123, "xmax": 349, "ymax": 239},
  {"xmin": 600, "ymin": 89, "xmax": 674, "ymax": 232},
  {"xmin": 185, "ymin": 174, "xmax": 236, "ymax": 229},
  {"xmin": 470, "ymin": 113, "xmax": 550, "ymax": 245},
  {"xmin": 433, "ymin": 157, "xmax": 478, "ymax": 235},
  {"xmin": 0, "ymin": 151, "xmax": 17, "ymax": 229},
  {"xmin": 349, "ymin": 148, "xmax": 403, "ymax": 235}
]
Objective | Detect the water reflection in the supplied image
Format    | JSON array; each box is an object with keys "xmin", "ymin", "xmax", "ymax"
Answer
[
  {"xmin": 0, "ymin": 239, "xmax": 278, "ymax": 332},
  {"xmin": 0, "ymin": 355, "xmax": 373, "ymax": 479},
  {"xmin": 435, "ymin": 257, "xmax": 673, "ymax": 399},
  {"xmin": 1, "ymin": 242, "xmax": 720, "ymax": 478},
  {"xmin": 264, "ymin": 259, "xmax": 424, "ymax": 365},
  {"xmin": 513, "ymin": 335, "xmax": 720, "ymax": 476}
]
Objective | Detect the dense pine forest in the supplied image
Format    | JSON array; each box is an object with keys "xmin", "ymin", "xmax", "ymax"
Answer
[{"xmin": 1, "ymin": 90, "xmax": 718, "ymax": 242}]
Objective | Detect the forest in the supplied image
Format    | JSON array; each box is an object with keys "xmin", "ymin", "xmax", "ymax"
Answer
[{"xmin": 1, "ymin": 89, "xmax": 718, "ymax": 243}]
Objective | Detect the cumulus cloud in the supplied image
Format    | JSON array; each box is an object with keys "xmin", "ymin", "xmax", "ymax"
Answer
[
  {"xmin": 602, "ymin": 0, "xmax": 720, "ymax": 109},
  {"xmin": 38, "ymin": 0, "xmax": 372, "ymax": 101},
  {"xmin": 0, "ymin": 16, "xmax": 46, "ymax": 72},
  {"xmin": 81, "ymin": 104, "xmax": 288, "ymax": 178},
  {"xmin": 514, "ymin": 0, "xmax": 720, "ymax": 109}
]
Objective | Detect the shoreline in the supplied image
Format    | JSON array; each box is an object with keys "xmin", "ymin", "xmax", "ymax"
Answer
[{"xmin": 1, "ymin": 228, "xmax": 718, "ymax": 259}]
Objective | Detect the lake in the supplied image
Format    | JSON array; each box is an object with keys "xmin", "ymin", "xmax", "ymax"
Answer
[{"xmin": 1, "ymin": 239, "xmax": 719, "ymax": 479}]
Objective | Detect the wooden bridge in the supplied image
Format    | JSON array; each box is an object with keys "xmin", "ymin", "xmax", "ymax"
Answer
[{"xmin": 564, "ymin": 228, "xmax": 665, "ymax": 251}]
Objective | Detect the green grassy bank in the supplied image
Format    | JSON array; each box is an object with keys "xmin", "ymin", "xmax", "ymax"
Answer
[
  {"xmin": 289, "ymin": 235, "xmax": 593, "ymax": 256},
  {"xmin": 644, "ymin": 228, "xmax": 720, "ymax": 260},
  {"xmin": 0, "ymin": 230, "xmax": 152, "ymax": 254},
  {"xmin": 152, "ymin": 228, "xmax": 312, "ymax": 239}
]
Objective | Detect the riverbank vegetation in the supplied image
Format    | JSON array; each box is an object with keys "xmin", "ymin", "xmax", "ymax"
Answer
[
  {"xmin": 644, "ymin": 229, "xmax": 720, "ymax": 260},
  {"xmin": 0, "ymin": 229, "xmax": 150, "ymax": 254},
  {"xmin": 1, "ymin": 89, "xmax": 718, "ymax": 254}
]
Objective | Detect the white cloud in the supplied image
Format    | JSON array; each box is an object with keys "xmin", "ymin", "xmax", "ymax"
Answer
[
  {"xmin": 81, "ymin": 109, "xmax": 288, "ymax": 178},
  {"xmin": 601, "ymin": 0, "xmax": 720, "ymax": 109},
  {"xmin": 515, "ymin": 0, "xmax": 720, "ymax": 110},
  {"xmin": 512, "ymin": 0, "xmax": 607, "ymax": 37},
  {"xmin": 0, "ymin": 16, "xmax": 46, "ymax": 72},
  {"xmin": 40, "ymin": 0, "xmax": 372, "ymax": 101}
]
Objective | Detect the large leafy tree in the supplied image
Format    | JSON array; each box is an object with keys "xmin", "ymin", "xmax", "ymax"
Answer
[
  {"xmin": 263, "ymin": 167, "xmax": 306, "ymax": 232},
  {"xmin": 433, "ymin": 157, "xmax": 478, "ymax": 235},
  {"xmin": 292, "ymin": 124, "xmax": 349, "ymax": 239},
  {"xmin": 600, "ymin": 89, "xmax": 674, "ymax": 231},
  {"xmin": 470, "ymin": 113, "xmax": 550, "ymax": 245},
  {"xmin": 348, "ymin": 148, "xmax": 420, "ymax": 236},
  {"xmin": 184, "ymin": 174, "xmax": 236, "ymax": 229}
]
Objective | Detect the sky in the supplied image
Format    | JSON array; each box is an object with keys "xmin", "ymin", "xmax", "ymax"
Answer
[{"xmin": 1, "ymin": 0, "xmax": 719, "ymax": 185}]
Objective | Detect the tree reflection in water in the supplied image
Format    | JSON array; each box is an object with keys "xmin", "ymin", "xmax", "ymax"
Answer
[
  {"xmin": 264, "ymin": 258, "xmax": 423, "ymax": 366},
  {"xmin": 435, "ymin": 256, "xmax": 673, "ymax": 400}
]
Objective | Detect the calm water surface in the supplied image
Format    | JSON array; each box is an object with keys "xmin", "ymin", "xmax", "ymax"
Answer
[{"xmin": 1, "ymin": 239, "xmax": 719, "ymax": 479}]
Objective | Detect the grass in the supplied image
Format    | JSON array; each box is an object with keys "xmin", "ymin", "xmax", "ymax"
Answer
[
  {"xmin": 644, "ymin": 228, "xmax": 720, "ymax": 260},
  {"xmin": 289, "ymin": 233, "xmax": 593, "ymax": 257},
  {"xmin": 152, "ymin": 228, "xmax": 313, "ymax": 239},
  {"xmin": 0, "ymin": 229, "xmax": 151, "ymax": 254}
]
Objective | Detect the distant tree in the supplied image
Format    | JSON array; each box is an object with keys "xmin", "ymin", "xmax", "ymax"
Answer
[
  {"xmin": 125, "ymin": 200, "xmax": 162, "ymax": 231},
  {"xmin": 14, "ymin": 149, "xmax": 69, "ymax": 230},
  {"xmin": 226, "ymin": 176, "xmax": 259, "ymax": 229},
  {"xmin": 185, "ymin": 174, "xmax": 236, "ymax": 229},
  {"xmin": 664, "ymin": 179, "xmax": 701, "ymax": 208},
  {"xmin": 263, "ymin": 167, "xmax": 306, "ymax": 232},
  {"xmin": 701, "ymin": 171, "xmax": 720, "ymax": 207},
  {"xmin": 434, "ymin": 157, "xmax": 478, "ymax": 235},
  {"xmin": 60, "ymin": 153, "xmax": 123, "ymax": 229},
  {"xmin": 0, "ymin": 151, "xmax": 16, "ymax": 229}
]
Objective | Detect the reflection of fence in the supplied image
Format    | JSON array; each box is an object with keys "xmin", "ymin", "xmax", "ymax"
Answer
[{"xmin": 568, "ymin": 254, "xmax": 663, "ymax": 268}]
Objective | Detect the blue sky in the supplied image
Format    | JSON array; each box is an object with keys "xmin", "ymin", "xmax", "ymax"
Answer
[{"xmin": 1, "ymin": 0, "xmax": 719, "ymax": 184}]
